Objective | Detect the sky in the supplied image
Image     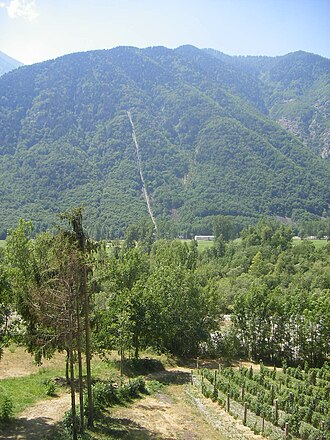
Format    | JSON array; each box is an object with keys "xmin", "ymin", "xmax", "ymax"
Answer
[{"xmin": 0, "ymin": 0, "xmax": 329, "ymax": 65}]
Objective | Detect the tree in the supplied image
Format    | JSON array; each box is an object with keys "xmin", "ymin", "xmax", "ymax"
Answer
[
  {"xmin": 143, "ymin": 264, "xmax": 210, "ymax": 356},
  {"xmin": 61, "ymin": 208, "xmax": 94, "ymax": 428},
  {"xmin": 213, "ymin": 215, "xmax": 234, "ymax": 242},
  {"xmin": 0, "ymin": 249, "xmax": 11, "ymax": 359},
  {"xmin": 94, "ymin": 243, "xmax": 150, "ymax": 359},
  {"xmin": 5, "ymin": 210, "xmax": 95, "ymax": 438}
]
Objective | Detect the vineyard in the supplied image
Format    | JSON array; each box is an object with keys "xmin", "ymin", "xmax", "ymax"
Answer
[{"xmin": 195, "ymin": 361, "xmax": 330, "ymax": 440}]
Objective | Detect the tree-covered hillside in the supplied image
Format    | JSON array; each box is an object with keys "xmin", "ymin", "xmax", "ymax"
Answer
[
  {"xmin": 0, "ymin": 46, "xmax": 329, "ymax": 237},
  {"xmin": 205, "ymin": 49, "xmax": 330, "ymax": 158}
]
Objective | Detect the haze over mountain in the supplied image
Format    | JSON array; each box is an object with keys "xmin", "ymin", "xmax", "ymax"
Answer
[
  {"xmin": 0, "ymin": 51, "xmax": 23, "ymax": 77},
  {"xmin": 0, "ymin": 45, "xmax": 329, "ymax": 238}
]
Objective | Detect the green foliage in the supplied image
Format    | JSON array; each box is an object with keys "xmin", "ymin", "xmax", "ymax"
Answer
[
  {"xmin": 0, "ymin": 47, "xmax": 329, "ymax": 238},
  {"xmin": 199, "ymin": 362, "xmax": 330, "ymax": 440},
  {"xmin": 87, "ymin": 376, "xmax": 147, "ymax": 419},
  {"xmin": 44, "ymin": 378, "xmax": 56, "ymax": 396},
  {"xmin": 0, "ymin": 396, "xmax": 14, "ymax": 424},
  {"xmin": 206, "ymin": 48, "xmax": 330, "ymax": 158},
  {"xmin": 61, "ymin": 409, "xmax": 82, "ymax": 436}
]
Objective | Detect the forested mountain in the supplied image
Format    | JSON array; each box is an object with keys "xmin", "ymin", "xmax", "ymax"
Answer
[
  {"xmin": 205, "ymin": 49, "xmax": 330, "ymax": 158},
  {"xmin": 0, "ymin": 46, "xmax": 329, "ymax": 238},
  {"xmin": 0, "ymin": 51, "xmax": 23, "ymax": 76}
]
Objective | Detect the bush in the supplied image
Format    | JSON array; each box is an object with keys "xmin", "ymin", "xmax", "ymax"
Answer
[
  {"xmin": 44, "ymin": 378, "xmax": 56, "ymax": 396},
  {"xmin": 127, "ymin": 376, "xmax": 147, "ymax": 397},
  {"xmin": 61, "ymin": 409, "xmax": 81, "ymax": 434},
  {"xmin": 88, "ymin": 380, "xmax": 118, "ymax": 415},
  {"xmin": 0, "ymin": 396, "xmax": 14, "ymax": 423},
  {"xmin": 88, "ymin": 376, "xmax": 147, "ymax": 418}
]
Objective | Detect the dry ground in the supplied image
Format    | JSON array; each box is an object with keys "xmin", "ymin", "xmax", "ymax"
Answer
[
  {"xmin": 105, "ymin": 368, "xmax": 264, "ymax": 440},
  {"xmin": 0, "ymin": 393, "xmax": 71, "ymax": 440},
  {"xmin": 0, "ymin": 346, "xmax": 65, "ymax": 379},
  {"xmin": 0, "ymin": 349, "xmax": 266, "ymax": 440}
]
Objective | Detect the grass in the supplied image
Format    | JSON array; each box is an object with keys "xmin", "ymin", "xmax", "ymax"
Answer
[
  {"xmin": 0, "ymin": 346, "xmax": 171, "ymax": 418},
  {"xmin": 188, "ymin": 237, "xmax": 328, "ymax": 251},
  {"xmin": 0, "ymin": 347, "xmax": 120, "ymax": 417},
  {"xmin": 310, "ymin": 239, "xmax": 328, "ymax": 249},
  {"xmin": 0, "ymin": 369, "xmax": 62, "ymax": 415},
  {"xmin": 292, "ymin": 238, "xmax": 328, "ymax": 249},
  {"xmin": 181, "ymin": 239, "xmax": 214, "ymax": 251}
]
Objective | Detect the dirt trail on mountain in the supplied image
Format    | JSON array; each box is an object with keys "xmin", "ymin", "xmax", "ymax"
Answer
[{"xmin": 127, "ymin": 110, "xmax": 158, "ymax": 232}]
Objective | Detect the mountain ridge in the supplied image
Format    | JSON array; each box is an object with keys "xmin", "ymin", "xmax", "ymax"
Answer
[
  {"xmin": 0, "ymin": 46, "xmax": 329, "ymax": 237},
  {"xmin": 0, "ymin": 51, "xmax": 23, "ymax": 76}
]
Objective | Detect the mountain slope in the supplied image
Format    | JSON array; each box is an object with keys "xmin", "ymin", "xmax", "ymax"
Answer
[
  {"xmin": 205, "ymin": 49, "xmax": 330, "ymax": 158},
  {"xmin": 0, "ymin": 51, "xmax": 23, "ymax": 76},
  {"xmin": 0, "ymin": 46, "xmax": 329, "ymax": 237}
]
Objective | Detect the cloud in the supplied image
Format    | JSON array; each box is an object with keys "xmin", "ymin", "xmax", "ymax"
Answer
[{"xmin": 1, "ymin": 0, "xmax": 39, "ymax": 21}]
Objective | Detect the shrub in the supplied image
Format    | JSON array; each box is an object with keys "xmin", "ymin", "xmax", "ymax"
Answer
[
  {"xmin": 61, "ymin": 409, "xmax": 81, "ymax": 434},
  {"xmin": 0, "ymin": 396, "xmax": 14, "ymax": 423},
  {"xmin": 44, "ymin": 378, "xmax": 56, "ymax": 396}
]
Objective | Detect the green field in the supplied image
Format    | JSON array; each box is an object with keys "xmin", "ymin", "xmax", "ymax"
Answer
[
  {"xmin": 181, "ymin": 239, "xmax": 214, "ymax": 251},
  {"xmin": 293, "ymin": 238, "xmax": 328, "ymax": 249},
  {"xmin": 0, "ymin": 238, "xmax": 327, "ymax": 252},
  {"xmin": 190, "ymin": 238, "xmax": 327, "ymax": 251}
]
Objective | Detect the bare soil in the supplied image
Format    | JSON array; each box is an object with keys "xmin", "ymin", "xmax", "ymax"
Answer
[
  {"xmin": 0, "ymin": 393, "xmax": 71, "ymax": 439},
  {"xmin": 106, "ymin": 368, "xmax": 264, "ymax": 440},
  {"xmin": 0, "ymin": 346, "xmax": 65, "ymax": 379}
]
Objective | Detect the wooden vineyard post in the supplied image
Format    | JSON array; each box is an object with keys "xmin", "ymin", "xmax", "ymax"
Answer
[
  {"xmin": 321, "ymin": 420, "xmax": 325, "ymax": 440},
  {"xmin": 289, "ymin": 391, "xmax": 293, "ymax": 402},
  {"xmin": 262, "ymin": 416, "xmax": 265, "ymax": 434},
  {"xmin": 196, "ymin": 357, "xmax": 199, "ymax": 370},
  {"xmin": 270, "ymin": 384, "xmax": 274, "ymax": 404},
  {"xmin": 274, "ymin": 399, "xmax": 278, "ymax": 424},
  {"xmin": 243, "ymin": 402, "xmax": 247, "ymax": 425},
  {"xmin": 191, "ymin": 369, "xmax": 193, "ymax": 385},
  {"xmin": 241, "ymin": 383, "xmax": 245, "ymax": 401},
  {"xmin": 284, "ymin": 422, "xmax": 289, "ymax": 439},
  {"xmin": 214, "ymin": 370, "xmax": 217, "ymax": 386},
  {"xmin": 227, "ymin": 393, "xmax": 230, "ymax": 413}
]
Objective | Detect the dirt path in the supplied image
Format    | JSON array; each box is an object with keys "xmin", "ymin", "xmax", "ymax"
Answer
[
  {"xmin": 127, "ymin": 110, "xmax": 158, "ymax": 232},
  {"xmin": 0, "ymin": 393, "xmax": 71, "ymax": 439},
  {"xmin": 108, "ymin": 368, "xmax": 264, "ymax": 440},
  {"xmin": 186, "ymin": 388, "xmax": 264, "ymax": 440},
  {"xmin": 110, "ymin": 385, "xmax": 224, "ymax": 439}
]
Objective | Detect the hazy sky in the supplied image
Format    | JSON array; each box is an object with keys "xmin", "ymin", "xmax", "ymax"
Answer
[{"xmin": 1, "ymin": 0, "xmax": 329, "ymax": 65}]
